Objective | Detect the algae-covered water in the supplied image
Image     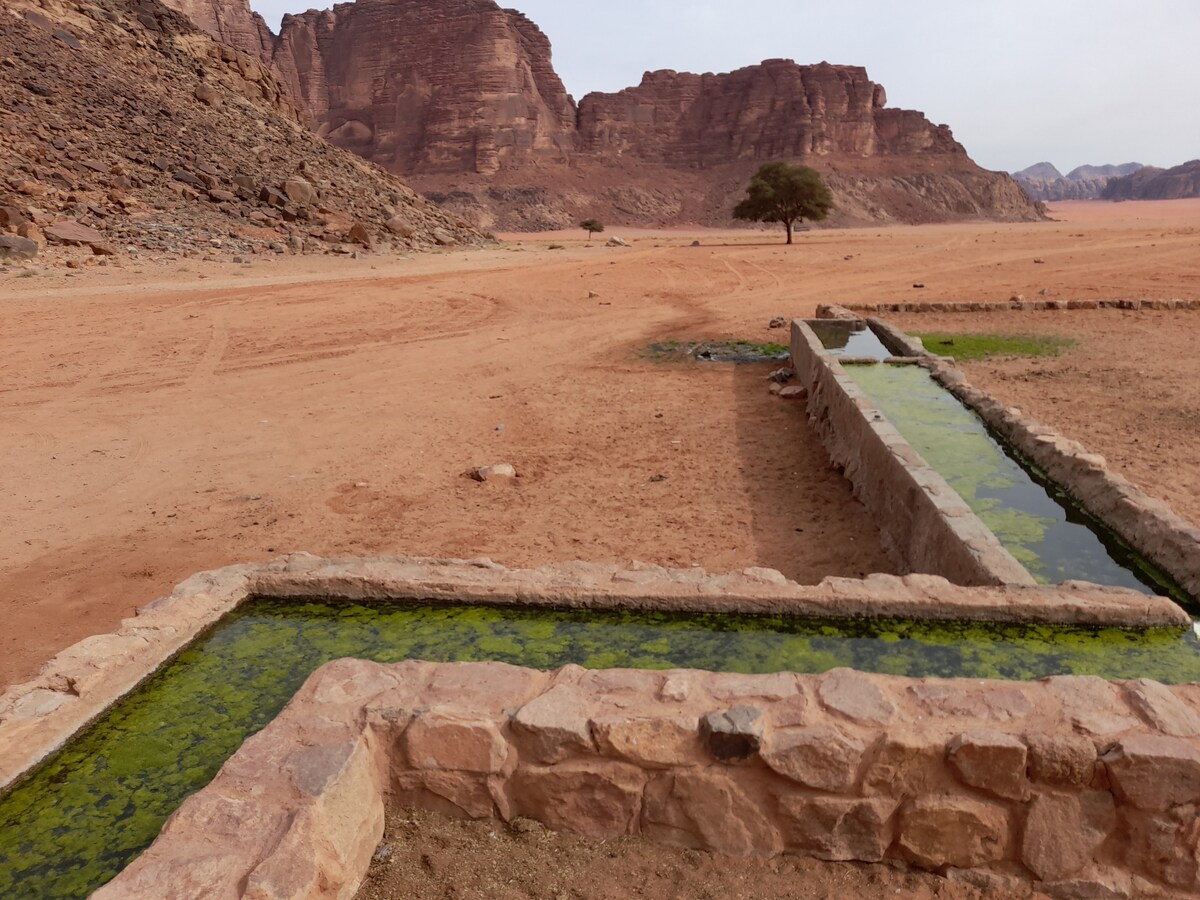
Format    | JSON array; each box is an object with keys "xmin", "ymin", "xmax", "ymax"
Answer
[
  {"xmin": 845, "ymin": 363, "xmax": 1187, "ymax": 601},
  {"xmin": 3, "ymin": 599, "xmax": 1200, "ymax": 898}
]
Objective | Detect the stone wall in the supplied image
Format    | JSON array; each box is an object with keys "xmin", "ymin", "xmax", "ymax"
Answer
[
  {"xmin": 820, "ymin": 300, "xmax": 1200, "ymax": 316},
  {"xmin": 6, "ymin": 554, "xmax": 1182, "ymax": 793},
  {"xmin": 862, "ymin": 318, "xmax": 1200, "ymax": 602},
  {"xmin": 95, "ymin": 659, "xmax": 1200, "ymax": 899},
  {"xmin": 790, "ymin": 319, "xmax": 1036, "ymax": 587}
]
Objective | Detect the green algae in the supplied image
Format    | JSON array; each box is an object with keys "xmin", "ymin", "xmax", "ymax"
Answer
[
  {"xmin": 845, "ymin": 363, "xmax": 1188, "ymax": 602},
  {"xmin": 916, "ymin": 332, "xmax": 1076, "ymax": 361},
  {"xmin": 3, "ymin": 598, "xmax": 1200, "ymax": 898}
]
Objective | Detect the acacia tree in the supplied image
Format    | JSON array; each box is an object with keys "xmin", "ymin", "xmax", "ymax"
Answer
[
  {"xmin": 733, "ymin": 162, "xmax": 833, "ymax": 244},
  {"xmin": 580, "ymin": 218, "xmax": 605, "ymax": 242}
]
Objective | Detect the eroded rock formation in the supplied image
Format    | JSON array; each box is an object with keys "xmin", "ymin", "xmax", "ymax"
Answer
[
  {"xmin": 161, "ymin": 0, "xmax": 1043, "ymax": 230},
  {"xmin": 269, "ymin": 0, "xmax": 577, "ymax": 176},
  {"xmin": 0, "ymin": 0, "xmax": 482, "ymax": 263}
]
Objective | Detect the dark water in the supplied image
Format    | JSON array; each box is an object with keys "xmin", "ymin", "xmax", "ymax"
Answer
[
  {"xmin": 2, "ymin": 598, "xmax": 1199, "ymax": 898},
  {"xmin": 807, "ymin": 320, "xmax": 893, "ymax": 359},
  {"xmin": 845, "ymin": 363, "xmax": 1189, "ymax": 603}
]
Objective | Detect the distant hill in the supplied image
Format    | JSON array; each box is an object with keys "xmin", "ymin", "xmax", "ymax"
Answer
[
  {"xmin": 1102, "ymin": 160, "xmax": 1200, "ymax": 200},
  {"xmin": 1013, "ymin": 161, "xmax": 1145, "ymax": 202},
  {"xmin": 1014, "ymin": 162, "xmax": 1064, "ymax": 182},
  {"xmin": 1066, "ymin": 163, "xmax": 1143, "ymax": 181}
]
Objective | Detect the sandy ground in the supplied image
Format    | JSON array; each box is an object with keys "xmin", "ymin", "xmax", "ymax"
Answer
[
  {"xmin": 354, "ymin": 807, "xmax": 1039, "ymax": 900},
  {"xmin": 2, "ymin": 199, "xmax": 1199, "ymax": 689}
]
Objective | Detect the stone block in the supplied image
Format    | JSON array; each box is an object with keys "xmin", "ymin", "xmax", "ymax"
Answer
[
  {"xmin": 898, "ymin": 796, "xmax": 1009, "ymax": 868},
  {"xmin": 1124, "ymin": 679, "xmax": 1200, "ymax": 737},
  {"xmin": 1124, "ymin": 807, "xmax": 1200, "ymax": 889},
  {"xmin": 642, "ymin": 770, "xmax": 780, "ymax": 856},
  {"xmin": 1021, "ymin": 791, "xmax": 1116, "ymax": 881},
  {"xmin": 1045, "ymin": 676, "xmax": 1141, "ymax": 736},
  {"xmin": 761, "ymin": 725, "xmax": 866, "ymax": 792},
  {"xmin": 947, "ymin": 730, "xmax": 1028, "ymax": 800},
  {"xmin": 708, "ymin": 672, "xmax": 799, "ymax": 702},
  {"xmin": 699, "ymin": 706, "xmax": 764, "ymax": 762},
  {"xmin": 506, "ymin": 761, "xmax": 645, "ymax": 840},
  {"xmin": 391, "ymin": 770, "xmax": 496, "ymax": 819},
  {"xmin": 1103, "ymin": 734, "xmax": 1200, "ymax": 811},
  {"xmin": 590, "ymin": 714, "xmax": 702, "ymax": 768},
  {"xmin": 817, "ymin": 668, "xmax": 895, "ymax": 725},
  {"xmin": 510, "ymin": 685, "xmax": 594, "ymax": 764},
  {"xmin": 403, "ymin": 710, "xmax": 507, "ymax": 773},
  {"xmin": 909, "ymin": 682, "xmax": 1032, "ymax": 722},
  {"xmin": 778, "ymin": 796, "xmax": 896, "ymax": 862},
  {"xmin": 1026, "ymin": 732, "xmax": 1098, "ymax": 787},
  {"xmin": 862, "ymin": 730, "xmax": 949, "ymax": 796}
]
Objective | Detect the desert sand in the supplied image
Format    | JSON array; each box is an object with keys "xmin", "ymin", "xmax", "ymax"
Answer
[{"xmin": 2, "ymin": 199, "xmax": 1199, "ymax": 690}]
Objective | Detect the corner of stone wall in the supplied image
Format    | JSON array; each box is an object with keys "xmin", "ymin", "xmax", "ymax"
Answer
[{"xmin": 789, "ymin": 319, "xmax": 1035, "ymax": 588}]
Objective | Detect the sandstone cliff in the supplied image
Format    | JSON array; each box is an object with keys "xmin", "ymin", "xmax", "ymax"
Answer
[
  {"xmin": 270, "ymin": 0, "xmax": 577, "ymax": 176},
  {"xmin": 1102, "ymin": 160, "xmax": 1200, "ymax": 201},
  {"xmin": 159, "ymin": 0, "xmax": 1043, "ymax": 230},
  {"xmin": 0, "ymin": 0, "xmax": 482, "ymax": 266}
]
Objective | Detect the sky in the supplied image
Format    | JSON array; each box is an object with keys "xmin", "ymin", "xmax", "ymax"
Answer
[{"xmin": 249, "ymin": 0, "xmax": 1200, "ymax": 174}]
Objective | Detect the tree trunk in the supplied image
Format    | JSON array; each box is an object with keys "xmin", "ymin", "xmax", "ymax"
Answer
[{"xmin": 785, "ymin": 220, "xmax": 793, "ymax": 244}]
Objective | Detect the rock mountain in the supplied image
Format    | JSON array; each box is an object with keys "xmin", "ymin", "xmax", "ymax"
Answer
[
  {"xmin": 1013, "ymin": 162, "xmax": 1144, "ymax": 202},
  {"xmin": 161, "ymin": 0, "xmax": 1042, "ymax": 230},
  {"xmin": 1102, "ymin": 160, "xmax": 1200, "ymax": 201},
  {"xmin": 0, "ymin": 0, "xmax": 481, "ymax": 265}
]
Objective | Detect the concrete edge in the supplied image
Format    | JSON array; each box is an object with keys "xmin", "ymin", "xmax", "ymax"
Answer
[
  {"xmin": 820, "ymin": 299, "xmax": 1200, "ymax": 315},
  {"xmin": 862, "ymin": 314, "xmax": 1200, "ymax": 604},
  {"xmin": 1, "ymin": 554, "xmax": 1189, "ymax": 793},
  {"xmin": 791, "ymin": 319, "xmax": 1037, "ymax": 588}
]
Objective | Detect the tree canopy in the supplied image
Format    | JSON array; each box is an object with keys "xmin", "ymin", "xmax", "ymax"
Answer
[
  {"xmin": 580, "ymin": 218, "xmax": 604, "ymax": 241},
  {"xmin": 733, "ymin": 162, "xmax": 833, "ymax": 244}
]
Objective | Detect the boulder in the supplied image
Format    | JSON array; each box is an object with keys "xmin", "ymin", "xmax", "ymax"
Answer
[
  {"xmin": 44, "ymin": 220, "xmax": 106, "ymax": 247},
  {"xmin": 472, "ymin": 464, "xmax": 516, "ymax": 482},
  {"xmin": 0, "ymin": 234, "xmax": 39, "ymax": 260},
  {"xmin": 347, "ymin": 222, "xmax": 372, "ymax": 247},
  {"xmin": 385, "ymin": 215, "xmax": 416, "ymax": 238},
  {"xmin": 282, "ymin": 178, "xmax": 317, "ymax": 206},
  {"xmin": 605, "ymin": 236, "xmax": 630, "ymax": 247},
  {"xmin": 194, "ymin": 82, "xmax": 222, "ymax": 107}
]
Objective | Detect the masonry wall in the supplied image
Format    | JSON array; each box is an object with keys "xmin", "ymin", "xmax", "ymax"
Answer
[
  {"xmin": 97, "ymin": 660, "xmax": 1200, "ymax": 899},
  {"xmin": 790, "ymin": 320, "xmax": 1035, "ymax": 587}
]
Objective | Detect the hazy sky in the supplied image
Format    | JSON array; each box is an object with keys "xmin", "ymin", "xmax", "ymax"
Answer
[{"xmin": 249, "ymin": 0, "xmax": 1200, "ymax": 174}]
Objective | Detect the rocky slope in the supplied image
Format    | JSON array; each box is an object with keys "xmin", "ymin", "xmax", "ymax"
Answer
[
  {"xmin": 161, "ymin": 0, "xmax": 1042, "ymax": 230},
  {"xmin": 1102, "ymin": 160, "xmax": 1200, "ymax": 200},
  {"xmin": 1013, "ymin": 161, "xmax": 1144, "ymax": 202},
  {"xmin": 0, "ymin": 0, "xmax": 482, "ymax": 268}
]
